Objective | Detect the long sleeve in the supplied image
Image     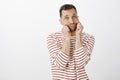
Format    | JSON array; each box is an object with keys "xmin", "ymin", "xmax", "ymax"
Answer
[
  {"xmin": 47, "ymin": 34, "xmax": 69, "ymax": 70},
  {"xmin": 74, "ymin": 34, "xmax": 95, "ymax": 69}
]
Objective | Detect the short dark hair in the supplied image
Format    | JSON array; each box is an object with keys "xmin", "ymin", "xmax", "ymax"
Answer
[{"xmin": 59, "ymin": 4, "xmax": 77, "ymax": 17}]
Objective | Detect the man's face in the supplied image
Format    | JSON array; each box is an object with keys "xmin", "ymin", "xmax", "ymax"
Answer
[{"xmin": 60, "ymin": 8, "xmax": 79, "ymax": 32}]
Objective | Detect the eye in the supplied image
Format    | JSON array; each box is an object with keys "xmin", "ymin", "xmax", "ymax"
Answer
[
  {"xmin": 72, "ymin": 15, "xmax": 78, "ymax": 19},
  {"xmin": 64, "ymin": 17, "xmax": 69, "ymax": 20}
]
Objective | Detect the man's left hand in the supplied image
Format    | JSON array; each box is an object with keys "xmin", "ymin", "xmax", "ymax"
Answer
[{"xmin": 76, "ymin": 22, "xmax": 84, "ymax": 35}]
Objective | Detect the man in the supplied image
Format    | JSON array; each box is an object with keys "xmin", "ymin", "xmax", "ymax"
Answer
[{"xmin": 47, "ymin": 4, "xmax": 95, "ymax": 80}]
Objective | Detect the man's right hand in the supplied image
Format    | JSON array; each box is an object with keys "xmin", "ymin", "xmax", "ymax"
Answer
[{"xmin": 62, "ymin": 26, "xmax": 71, "ymax": 38}]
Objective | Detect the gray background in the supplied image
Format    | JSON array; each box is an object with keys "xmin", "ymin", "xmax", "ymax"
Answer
[{"xmin": 0, "ymin": 0, "xmax": 120, "ymax": 80}]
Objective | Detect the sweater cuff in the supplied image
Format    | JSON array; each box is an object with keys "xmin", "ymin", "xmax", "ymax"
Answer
[{"xmin": 58, "ymin": 51, "xmax": 70, "ymax": 62}]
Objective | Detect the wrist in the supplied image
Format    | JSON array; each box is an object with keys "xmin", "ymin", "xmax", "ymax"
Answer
[
  {"xmin": 76, "ymin": 34, "xmax": 80, "ymax": 38},
  {"xmin": 64, "ymin": 37, "xmax": 70, "ymax": 41}
]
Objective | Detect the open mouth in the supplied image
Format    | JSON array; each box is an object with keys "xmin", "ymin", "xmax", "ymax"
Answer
[
  {"xmin": 68, "ymin": 26, "xmax": 77, "ymax": 32},
  {"xmin": 68, "ymin": 24, "xmax": 77, "ymax": 32}
]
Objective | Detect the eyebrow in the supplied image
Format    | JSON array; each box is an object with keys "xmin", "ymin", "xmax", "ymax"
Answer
[
  {"xmin": 64, "ymin": 15, "xmax": 69, "ymax": 17},
  {"xmin": 73, "ymin": 13, "xmax": 77, "ymax": 16},
  {"xmin": 64, "ymin": 13, "xmax": 77, "ymax": 16}
]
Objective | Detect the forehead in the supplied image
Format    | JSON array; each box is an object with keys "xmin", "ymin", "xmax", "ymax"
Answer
[{"xmin": 61, "ymin": 8, "xmax": 77, "ymax": 17}]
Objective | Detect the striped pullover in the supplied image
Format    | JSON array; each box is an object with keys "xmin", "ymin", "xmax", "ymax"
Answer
[{"xmin": 47, "ymin": 31, "xmax": 95, "ymax": 80}]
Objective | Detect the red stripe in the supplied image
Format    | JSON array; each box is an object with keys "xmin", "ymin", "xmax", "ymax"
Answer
[{"xmin": 47, "ymin": 32, "xmax": 94, "ymax": 80}]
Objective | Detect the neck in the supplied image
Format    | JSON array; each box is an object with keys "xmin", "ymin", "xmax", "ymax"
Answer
[{"xmin": 71, "ymin": 32, "xmax": 76, "ymax": 36}]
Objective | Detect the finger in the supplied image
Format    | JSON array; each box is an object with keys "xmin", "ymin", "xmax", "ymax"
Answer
[
  {"xmin": 78, "ymin": 22, "xmax": 83, "ymax": 29},
  {"xmin": 63, "ymin": 26, "xmax": 70, "ymax": 32},
  {"xmin": 77, "ymin": 23, "xmax": 81, "ymax": 29}
]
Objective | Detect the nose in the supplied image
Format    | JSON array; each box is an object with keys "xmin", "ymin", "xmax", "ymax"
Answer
[{"xmin": 69, "ymin": 18, "xmax": 73, "ymax": 23}]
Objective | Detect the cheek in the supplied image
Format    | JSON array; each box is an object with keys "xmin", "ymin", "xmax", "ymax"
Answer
[
  {"xmin": 61, "ymin": 20, "xmax": 69, "ymax": 26},
  {"xmin": 74, "ymin": 19, "xmax": 79, "ymax": 24}
]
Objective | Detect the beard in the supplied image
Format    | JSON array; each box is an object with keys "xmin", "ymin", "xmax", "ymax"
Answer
[{"xmin": 67, "ymin": 23, "xmax": 77, "ymax": 32}]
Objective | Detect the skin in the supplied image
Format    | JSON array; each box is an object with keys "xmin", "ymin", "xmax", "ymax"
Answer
[{"xmin": 60, "ymin": 8, "xmax": 84, "ymax": 56}]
